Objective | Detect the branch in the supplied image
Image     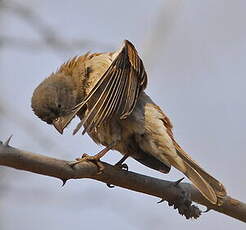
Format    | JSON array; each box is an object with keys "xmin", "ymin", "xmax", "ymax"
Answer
[{"xmin": 0, "ymin": 138, "xmax": 245, "ymax": 222}]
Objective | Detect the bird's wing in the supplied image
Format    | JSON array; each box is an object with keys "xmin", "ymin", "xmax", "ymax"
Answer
[{"xmin": 73, "ymin": 40, "xmax": 147, "ymax": 135}]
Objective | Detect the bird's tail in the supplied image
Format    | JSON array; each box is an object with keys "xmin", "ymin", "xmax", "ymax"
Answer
[{"xmin": 174, "ymin": 143, "xmax": 227, "ymax": 206}]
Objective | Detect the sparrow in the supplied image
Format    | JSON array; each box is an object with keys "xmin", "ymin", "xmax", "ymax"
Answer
[{"xmin": 31, "ymin": 40, "xmax": 226, "ymax": 205}]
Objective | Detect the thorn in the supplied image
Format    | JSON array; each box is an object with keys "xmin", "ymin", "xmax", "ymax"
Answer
[
  {"xmin": 202, "ymin": 207, "xmax": 212, "ymax": 213},
  {"xmin": 174, "ymin": 177, "xmax": 185, "ymax": 187},
  {"xmin": 4, "ymin": 135, "xmax": 13, "ymax": 146},
  {"xmin": 106, "ymin": 183, "xmax": 115, "ymax": 188},
  {"xmin": 61, "ymin": 179, "xmax": 68, "ymax": 187},
  {"xmin": 157, "ymin": 198, "xmax": 165, "ymax": 204}
]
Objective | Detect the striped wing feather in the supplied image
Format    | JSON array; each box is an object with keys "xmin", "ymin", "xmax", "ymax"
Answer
[{"xmin": 73, "ymin": 40, "xmax": 147, "ymax": 134}]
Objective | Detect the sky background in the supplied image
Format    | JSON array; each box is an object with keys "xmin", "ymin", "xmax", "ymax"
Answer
[{"xmin": 0, "ymin": 0, "xmax": 245, "ymax": 229}]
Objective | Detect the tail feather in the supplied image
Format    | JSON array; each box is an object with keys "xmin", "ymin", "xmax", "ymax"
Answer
[
  {"xmin": 184, "ymin": 161, "xmax": 217, "ymax": 204},
  {"xmin": 174, "ymin": 144, "xmax": 227, "ymax": 205}
]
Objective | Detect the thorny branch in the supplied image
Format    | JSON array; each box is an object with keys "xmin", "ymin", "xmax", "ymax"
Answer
[{"xmin": 0, "ymin": 138, "xmax": 245, "ymax": 222}]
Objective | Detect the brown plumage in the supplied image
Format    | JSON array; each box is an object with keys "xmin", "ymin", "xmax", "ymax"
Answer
[{"xmin": 31, "ymin": 40, "xmax": 226, "ymax": 205}]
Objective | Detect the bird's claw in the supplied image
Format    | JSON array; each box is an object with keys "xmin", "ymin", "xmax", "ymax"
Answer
[
  {"xmin": 202, "ymin": 207, "xmax": 212, "ymax": 213},
  {"xmin": 121, "ymin": 163, "xmax": 128, "ymax": 170},
  {"xmin": 106, "ymin": 161, "xmax": 129, "ymax": 188},
  {"xmin": 106, "ymin": 183, "xmax": 115, "ymax": 188},
  {"xmin": 69, "ymin": 153, "xmax": 105, "ymax": 174},
  {"xmin": 157, "ymin": 198, "xmax": 165, "ymax": 204},
  {"xmin": 115, "ymin": 162, "xmax": 129, "ymax": 171}
]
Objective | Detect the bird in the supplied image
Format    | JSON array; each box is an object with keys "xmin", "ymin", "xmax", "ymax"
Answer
[{"xmin": 31, "ymin": 40, "xmax": 226, "ymax": 206}]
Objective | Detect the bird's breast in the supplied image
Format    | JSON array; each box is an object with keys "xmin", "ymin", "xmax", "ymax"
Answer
[
  {"xmin": 85, "ymin": 92, "xmax": 173, "ymax": 172},
  {"xmin": 85, "ymin": 92, "xmax": 155, "ymax": 154}
]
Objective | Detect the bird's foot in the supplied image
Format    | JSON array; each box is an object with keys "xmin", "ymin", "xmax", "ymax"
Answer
[
  {"xmin": 69, "ymin": 145, "xmax": 113, "ymax": 173},
  {"xmin": 114, "ymin": 155, "xmax": 129, "ymax": 171},
  {"xmin": 106, "ymin": 155, "xmax": 129, "ymax": 188},
  {"xmin": 69, "ymin": 153, "xmax": 105, "ymax": 173},
  {"xmin": 116, "ymin": 162, "xmax": 128, "ymax": 170}
]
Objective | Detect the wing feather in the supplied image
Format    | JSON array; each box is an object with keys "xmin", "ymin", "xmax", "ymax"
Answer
[{"xmin": 73, "ymin": 40, "xmax": 147, "ymax": 135}]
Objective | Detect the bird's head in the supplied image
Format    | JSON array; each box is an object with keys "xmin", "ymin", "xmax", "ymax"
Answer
[{"xmin": 31, "ymin": 72, "xmax": 82, "ymax": 134}]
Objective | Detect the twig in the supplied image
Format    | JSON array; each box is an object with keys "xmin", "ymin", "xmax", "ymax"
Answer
[{"xmin": 0, "ymin": 140, "xmax": 245, "ymax": 222}]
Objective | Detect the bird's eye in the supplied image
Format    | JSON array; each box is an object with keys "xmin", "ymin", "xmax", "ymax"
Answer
[{"xmin": 58, "ymin": 104, "xmax": 62, "ymax": 108}]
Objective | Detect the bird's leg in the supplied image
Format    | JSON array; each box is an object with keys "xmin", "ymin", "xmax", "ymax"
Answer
[
  {"xmin": 115, "ymin": 155, "xmax": 129, "ymax": 170},
  {"xmin": 107, "ymin": 155, "xmax": 129, "ymax": 188},
  {"xmin": 69, "ymin": 142, "xmax": 115, "ymax": 173}
]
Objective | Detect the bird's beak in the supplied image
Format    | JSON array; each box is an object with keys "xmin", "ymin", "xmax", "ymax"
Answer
[{"xmin": 52, "ymin": 113, "xmax": 76, "ymax": 134}]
